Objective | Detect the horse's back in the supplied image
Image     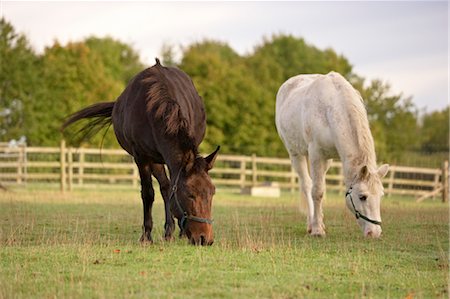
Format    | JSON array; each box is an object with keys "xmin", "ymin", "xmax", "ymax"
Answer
[
  {"xmin": 276, "ymin": 72, "xmax": 358, "ymax": 157},
  {"xmin": 276, "ymin": 74, "xmax": 322, "ymax": 108},
  {"xmin": 276, "ymin": 72, "xmax": 350, "ymax": 107},
  {"xmin": 112, "ymin": 63, "xmax": 205, "ymax": 160}
]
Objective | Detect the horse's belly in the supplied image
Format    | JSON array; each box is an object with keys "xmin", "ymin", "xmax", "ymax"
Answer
[
  {"xmin": 277, "ymin": 100, "xmax": 338, "ymax": 158},
  {"xmin": 276, "ymin": 112, "xmax": 309, "ymax": 155}
]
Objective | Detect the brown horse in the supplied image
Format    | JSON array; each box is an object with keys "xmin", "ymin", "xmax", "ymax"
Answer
[{"xmin": 62, "ymin": 59, "xmax": 219, "ymax": 246}]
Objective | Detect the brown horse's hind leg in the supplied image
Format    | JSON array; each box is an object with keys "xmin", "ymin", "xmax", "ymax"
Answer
[
  {"xmin": 151, "ymin": 163, "xmax": 175, "ymax": 241},
  {"xmin": 137, "ymin": 162, "xmax": 155, "ymax": 244}
]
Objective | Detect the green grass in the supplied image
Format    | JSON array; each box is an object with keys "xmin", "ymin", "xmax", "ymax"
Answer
[{"xmin": 0, "ymin": 187, "xmax": 448, "ymax": 298}]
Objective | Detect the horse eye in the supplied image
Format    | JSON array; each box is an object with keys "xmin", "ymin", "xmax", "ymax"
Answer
[{"xmin": 359, "ymin": 195, "xmax": 367, "ymax": 201}]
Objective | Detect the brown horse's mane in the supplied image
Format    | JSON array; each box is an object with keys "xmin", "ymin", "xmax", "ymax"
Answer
[{"xmin": 143, "ymin": 59, "xmax": 197, "ymax": 154}]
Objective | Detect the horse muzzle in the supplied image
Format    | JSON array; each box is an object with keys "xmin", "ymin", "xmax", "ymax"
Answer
[
  {"xmin": 189, "ymin": 234, "xmax": 214, "ymax": 246},
  {"xmin": 364, "ymin": 225, "xmax": 382, "ymax": 238}
]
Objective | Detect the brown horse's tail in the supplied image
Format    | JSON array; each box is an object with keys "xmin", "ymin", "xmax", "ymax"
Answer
[{"xmin": 61, "ymin": 102, "xmax": 115, "ymax": 146}]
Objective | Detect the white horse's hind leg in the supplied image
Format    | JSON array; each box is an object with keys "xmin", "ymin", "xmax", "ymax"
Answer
[
  {"xmin": 290, "ymin": 154, "xmax": 314, "ymax": 233},
  {"xmin": 308, "ymin": 148, "xmax": 329, "ymax": 236}
]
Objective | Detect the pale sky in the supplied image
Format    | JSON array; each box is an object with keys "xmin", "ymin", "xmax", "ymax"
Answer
[{"xmin": 1, "ymin": 1, "xmax": 448, "ymax": 112}]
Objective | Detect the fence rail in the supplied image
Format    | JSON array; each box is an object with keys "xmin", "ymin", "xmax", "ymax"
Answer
[{"xmin": 0, "ymin": 141, "xmax": 448, "ymax": 202}]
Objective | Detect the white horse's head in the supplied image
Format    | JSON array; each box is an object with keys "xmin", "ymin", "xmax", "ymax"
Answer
[{"xmin": 345, "ymin": 164, "xmax": 389, "ymax": 238}]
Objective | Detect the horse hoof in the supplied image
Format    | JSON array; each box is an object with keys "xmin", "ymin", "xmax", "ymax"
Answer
[
  {"xmin": 309, "ymin": 228, "xmax": 326, "ymax": 237},
  {"xmin": 139, "ymin": 234, "xmax": 153, "ymax": 245},
  {"xmin": 164, "ymin": 234, "xmax": 174, "ymax": 242},
  {"xmin": 310, "ymin": 232, "xmax": 326, "ymax": 237}
]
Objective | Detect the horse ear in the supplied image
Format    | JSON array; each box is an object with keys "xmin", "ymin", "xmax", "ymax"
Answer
[
  {"xmin": 377, "ymin": 164, "xmax": 389, "ymax": 178},
  {"xmin": 204, "ymin": 146, "xmax": 220, "ymax": 171},
  {"xmin": 358, "ymin": 165, "xmax": 369, "ymax": 181},
  {"xmin": 184, "ymin": 151, "xmax": 196, "ymax": 173}
]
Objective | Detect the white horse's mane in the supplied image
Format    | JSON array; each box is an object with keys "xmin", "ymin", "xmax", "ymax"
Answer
[{"xmin": 333, "ymin": 75, "xmax": 377, "ymax": 171}]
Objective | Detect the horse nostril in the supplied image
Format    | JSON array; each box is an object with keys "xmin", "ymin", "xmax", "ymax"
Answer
[
  {"xmin": 366, "ymin": 231, "xmax": 373, "ymax": 237},
  {"xmin": 200, "ymin": 235, "xmax": 206, "ymax": 246}
]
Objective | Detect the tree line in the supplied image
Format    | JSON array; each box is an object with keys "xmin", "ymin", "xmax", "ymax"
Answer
[{"xmin": 1, "ymin": 18, "xmax": 448, "ymax": 166}]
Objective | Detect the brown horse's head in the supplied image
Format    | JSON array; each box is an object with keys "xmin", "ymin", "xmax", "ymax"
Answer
[{"xmin": 173, "ymin": 146, "xmax": 220, "ymax": 245}]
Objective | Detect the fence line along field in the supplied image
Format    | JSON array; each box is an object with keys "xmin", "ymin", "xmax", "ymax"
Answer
[
  {"xmin": 0, "ymin": 141, "xmax": 448, "ymax": 202},
  {"xmin": 0, "ymin": 187, "xmax": 448, "ymax": 298}
]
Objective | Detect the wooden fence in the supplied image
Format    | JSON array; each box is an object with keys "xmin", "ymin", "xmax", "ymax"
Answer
[{"xmin": 0, "ymin": 141, "xmax": 448, "ymax": 202}]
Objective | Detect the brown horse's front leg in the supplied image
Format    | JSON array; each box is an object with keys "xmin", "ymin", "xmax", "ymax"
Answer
[
  {"xmin": 137, "ymin": 163, "xmax": 154, "ymax": 244},
  {"xmin": 151, "ymin": 163, "xmax": 175, "ymax": 241},
  {"xmin": 163, "ymin": 205, "xmax": 175, "ymax": 241}
]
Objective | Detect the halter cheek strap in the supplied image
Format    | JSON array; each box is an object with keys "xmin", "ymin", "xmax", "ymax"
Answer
[
  {"xmin": 345, "ymin": 187, "xmax": 382, "ymax": 226},
  {"xmin": 169, "ymin": 169, "xmax": 214, "ymax": 231}
]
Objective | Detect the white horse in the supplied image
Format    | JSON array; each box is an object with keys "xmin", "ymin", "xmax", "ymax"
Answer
[{"xmin": 275, "ymin": 72, "xmax": 389, "ymax": 238}]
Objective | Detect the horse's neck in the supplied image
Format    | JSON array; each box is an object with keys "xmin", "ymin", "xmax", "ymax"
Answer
[
  {"xmin": 167, "ymin": 162, "xmax": 183, "ymax": 183},
  {"xmin": 335, "ymin": 107, "xmax": 377, "ymax": 187},
  {"xmin": 165, "ymin": 149, "xmax": 196, "ymax": 183}
]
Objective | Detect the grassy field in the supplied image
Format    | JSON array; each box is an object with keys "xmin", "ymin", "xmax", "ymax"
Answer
[{"xmin": 0, "ymin": 187, "xmax": 448, "ymax": 298}]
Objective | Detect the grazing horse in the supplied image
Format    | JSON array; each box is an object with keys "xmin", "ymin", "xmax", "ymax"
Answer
[
  {"xmin": 275, "ymin": 72, "xmax": 389, "ymax": 238},
  {"xmin": 63, "ymin": 59, "xmax": 219, "ymax": 246}
]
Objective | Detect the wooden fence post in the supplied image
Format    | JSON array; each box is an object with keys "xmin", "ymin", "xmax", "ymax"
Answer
[
  {"xmin": 78, "ymin": 151, "xmax": 84, "ymax": 186},
  {"xmin": 240, "ymin": 159, "xmax": 246, "ymax": 189},
  {"xmin": 251, "ymin": 154, "xmax": 257, "ymax": 187},
  {"xmin": 442, "ymin": 160, "xmax": 449, "ymax": 203},
  {"xmin": 387, "ymin": 167, "xmax": 395, "ymax": 197},
  {"xmin": 16, "ymin": 145, "xmax": 24, "ymax": 184},
  {"xmin": 22, "ymin": 144, "xmax": 27, "ymax": 185},
  {"xmin": 67, "ymin": 147, "xmax": 73, "ymax": 191},
  {"xmin": 60, "ymin": 140, "xmax": 66, "ymax": 192}
]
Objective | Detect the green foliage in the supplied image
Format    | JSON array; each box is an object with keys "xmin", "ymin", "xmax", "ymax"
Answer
[
  {"xmin": 30, "ymin": 41, "xmax": 123, "ymax": 146},
  {"xmin": 355, "ymin": 79, "xmax": 420, "ymax": 162},
  {"xmin": 420, "ymin": 107, "xmax": 449, "ymax": 153},
  {"xmin": 180, "ymin": 35, "xmax": 355, "ymax": 156},
  {"xmin": 248, "ymin": 34, "xmax": 353, "ymax": 82},
  {"xmin": 0, "ymin": 18, "xmax": 39, "ymax": 141},
  {"xmin": 160, "ymin": 42, "xmax": 177, "ymax": 67},
  {"xmin": 0, "ymin": 20, "xmax": 446, "ymax": 165},
  {"xmin": 0, "ymin": 19, "xmax": 143, "ymax": 146},
  {"xmin": 180, "ymin": 40, "xmax": 267, "ymax": 155},
  {"xmin": 85, "ymin": 36, "xmax": 143, "ymax": 84}
]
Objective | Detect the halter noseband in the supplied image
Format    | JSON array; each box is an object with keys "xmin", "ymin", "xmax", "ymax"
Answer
[
  {"xmin": 345, "ymin": 187, "xmax": 382, "ymax": 226},
  {"xmin": 169, "ymin": 169, "xmax": 214, "ymax": 231}
]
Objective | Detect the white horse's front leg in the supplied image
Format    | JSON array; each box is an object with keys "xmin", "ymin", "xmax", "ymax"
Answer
[
  {"xmin": 290, "ymin": 154, "xmax": 314, "ymax": 233},
  {"xmin": 308, "ymin": 148, "xmax": 328, "ymax": 236}
]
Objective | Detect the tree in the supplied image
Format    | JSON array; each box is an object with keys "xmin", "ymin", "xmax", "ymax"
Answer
[
  {"xmin": 248, "ymin": 34, "xmax": 353, "ymax": 84},
  {"xmin": 178, "ymin": 35, "xmax": 356, "ymax": 157},
  {"xmin": 0, "ymin": 22, "xmax": 429, "ymax": 164},
  {"xmin": 355, "ymin": 78, "xmax": 419, "ymax": 162},
  {"xmin": 179, "ymin": 40, "xmax": 264, "ymax": 154},
  {"xmin": 30, "ymin": 41, "xmax": 124, "ymax": 146},
  {"xmin": 420, "ymin": 107, "xmax": 449, "ymax": 153},
  {"xmin": 85, "ymin": 36, "xmax": 143, "ymax": 85},
  {"xmin": 244, "ymin": 34, "xmax": 354, "ymax": 157},
  {"xmin": 21, "ymin": 37, "xmax": 145, "ymax": 146},
  {"xmin": 0, "ymin": 18, "xmax": 39, "ymax": 141},
  {"xmin": 160, "ymin": 42, "xmax": 177, "ymax": 67}
]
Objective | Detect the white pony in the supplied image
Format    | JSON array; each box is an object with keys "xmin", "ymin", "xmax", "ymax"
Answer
[{"xmin": 275, "ymin": 72, "xmax": 389, "ymax": 238}]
